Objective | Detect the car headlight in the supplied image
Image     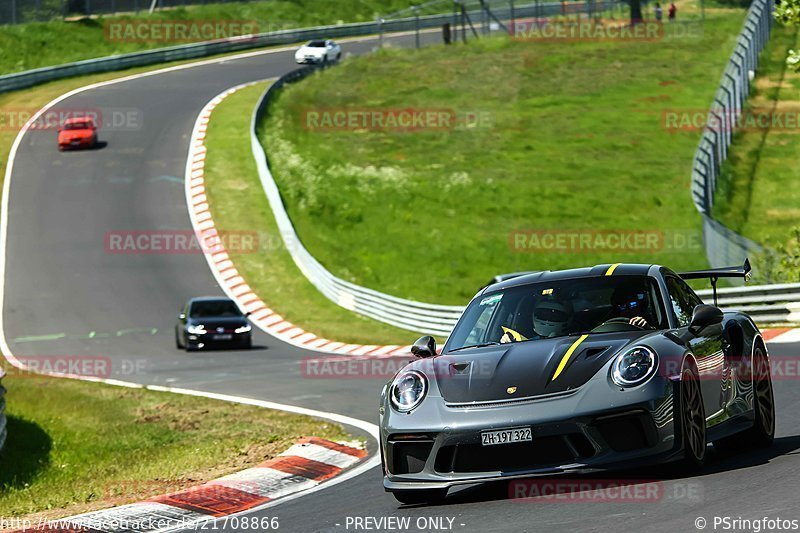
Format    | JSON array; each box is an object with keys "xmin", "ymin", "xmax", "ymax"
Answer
[
  {"xmin": 187, "ymin": 324, "xmax": 206, "ymax": 335},
  {"xmin": 611, "ymin": 346, "xmax": 658, "ymax": 387},
  {"xmin": 235, "ymin": 324, "xmax": 251, "ymax": 334},
  {"xmin": 389, "ymin": 370, "xmax": 427, "ymax": 412}
]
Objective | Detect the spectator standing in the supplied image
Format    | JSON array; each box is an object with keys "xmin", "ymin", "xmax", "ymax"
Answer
[
  {"xmin": 654, "ymin": 3, "xmax": 664, "ymax": 21},
  {"xmin": 668, "ymin": 2, "xmax": 677, "ymax": 21}
]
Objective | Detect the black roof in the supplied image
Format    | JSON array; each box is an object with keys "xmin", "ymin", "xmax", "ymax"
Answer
[
  {"xmin": 188, "ymin": 296, "xmax": 235, "ymax": 303},
  {"xmin": 484, "ymin": 263, "xmax": 656, "ymax": 293}
]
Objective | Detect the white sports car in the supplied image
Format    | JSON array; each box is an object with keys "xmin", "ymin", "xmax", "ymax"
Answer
[{"xmin": 294, "ymin": 39, "xmax": 342, "ymax": 65}]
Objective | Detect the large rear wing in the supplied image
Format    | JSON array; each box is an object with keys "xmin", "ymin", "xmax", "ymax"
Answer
[{"xmin": 679, "ymin": 258, "xmax": 751, "ymax": 306}]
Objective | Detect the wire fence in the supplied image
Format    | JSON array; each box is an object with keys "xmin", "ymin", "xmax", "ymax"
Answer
[{"xmin": 690, "ymin": 0, "xmax": 773, "ymax": 269}]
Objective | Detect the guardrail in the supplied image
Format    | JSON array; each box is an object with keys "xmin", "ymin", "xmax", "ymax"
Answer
[
  {"xmin": 689, "ymin": 0, "xmax": 774, "ymax": 268},
  {"xmin": 0, "ymin": 0, "xmax": 594, "ymax": 95}
]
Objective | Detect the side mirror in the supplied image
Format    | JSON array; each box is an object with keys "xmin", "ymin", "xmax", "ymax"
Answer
[
  {"xmin": 178, "ymin": 312, "xmax": 187, "ymax": 320},
  {"xmin": 688, "ymin": 304, "xmax": 723, "ymax": 336},
  {"xmin": 245, "ymin": 311, "xmax": 252, "ymax": 317},
  {"xmin": 411, "ymin": 336, "xmax": 437, "ymax": 358}
]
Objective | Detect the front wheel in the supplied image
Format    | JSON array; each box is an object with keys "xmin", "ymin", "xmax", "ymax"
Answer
[{"xmin": 392, "ymin": 488, "xmax": 447, "ymax": 505}]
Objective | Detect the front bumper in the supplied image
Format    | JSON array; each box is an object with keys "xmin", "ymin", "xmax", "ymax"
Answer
[
  {"xmin": 380, "ymin": 372, "xmax": 679, "ymax": 491},
  {"xmin": 186, "ymin": 331, "xmax": 251, "ymax": 347},
  {"xmin": 58, "ymin": 138, "xmax": 94, "ymax": 150},
  {"xmin": 295, "ymin": 55, "xmax": 324, "ymax": 64}
]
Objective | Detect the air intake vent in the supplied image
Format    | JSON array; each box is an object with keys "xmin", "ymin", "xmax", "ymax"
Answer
[{"xmin": 583, "ymin": 346, "xmax": 609, "ymax": 358}]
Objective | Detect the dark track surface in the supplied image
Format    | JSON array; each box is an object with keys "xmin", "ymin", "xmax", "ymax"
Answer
[{"xmin": 3, "ymin": 31, "xmax": 800, "ymax": 533}]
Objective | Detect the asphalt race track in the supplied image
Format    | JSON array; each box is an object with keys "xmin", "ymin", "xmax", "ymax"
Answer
[{"xmin": 3, "ymin": 31, "xmax": 800, "ymax": 533}]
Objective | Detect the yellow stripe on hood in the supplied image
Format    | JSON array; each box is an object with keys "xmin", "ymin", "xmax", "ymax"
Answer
[{"xmin": 551, "ymin": 334, "xmax": 589, "ymax": 381}]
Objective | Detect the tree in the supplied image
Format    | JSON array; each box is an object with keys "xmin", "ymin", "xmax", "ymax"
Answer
[{"xmin": 775, "ymin": 0, "xmax": 800, "ymax": 69}]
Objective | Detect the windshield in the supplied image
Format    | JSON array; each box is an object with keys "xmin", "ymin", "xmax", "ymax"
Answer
[
  {"xmin": 307, "ymin": 40, "xmax": 326, "ymax": 47},
  {"xmin": 189, "ymin": 300, "xmax": 243, "ymax": 318},
  {"xmin": 446, "ymin": 275, "xmax": 667, "ymax": 351}
]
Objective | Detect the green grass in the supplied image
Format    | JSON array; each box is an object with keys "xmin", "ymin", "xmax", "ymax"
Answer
[
  {"xmin": 259, "ymin": 11, "xmax": 746, "ymax": 305},
  {"xmin": 0, "ymin": 0, "xmax": 414, "ymax": 75},
  {"xmin": 712, "ymin": 24, "xmax": 800, "ymax": 256},
  {"xmin": 203, "ymin": 82, "xmax": 414, "ymax": 344},
  {"xmin": 0, "ymin": 372, "xmax": 348, "ymax": 519}
]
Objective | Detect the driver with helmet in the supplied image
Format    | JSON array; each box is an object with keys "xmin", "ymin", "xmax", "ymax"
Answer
[{"xmin": 500, "ymin": 297, "xmax": 573, "ymax": 343}]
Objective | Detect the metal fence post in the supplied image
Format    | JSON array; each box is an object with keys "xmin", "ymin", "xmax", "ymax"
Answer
[
  {"xmin": 377, "ymin": 17, "xmax": 384, "ymax": 48},
  {"xmin": 11, "ymin": 0, "xmax": 16, "ymax": 25},
  {"xmin": 510, "ymin": 0, "xmax": 515, "ymax": 35},
  {"xmin": 413, "ymin": 7, "xmax": 420, "ymax": 48}
]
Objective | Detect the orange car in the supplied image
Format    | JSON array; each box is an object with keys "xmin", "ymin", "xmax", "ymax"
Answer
[{"xmin": 57, "ymin": 117, "xmax": 98, "ymax": 151}]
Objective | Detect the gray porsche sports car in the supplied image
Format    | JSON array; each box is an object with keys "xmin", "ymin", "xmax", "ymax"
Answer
[{"xmin": 379, "ymin": 261, "xmax": 774, "ymax": 504}]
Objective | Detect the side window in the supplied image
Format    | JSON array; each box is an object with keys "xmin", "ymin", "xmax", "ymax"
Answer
[{"xmin": 666, "ymin": 277, "xmax": 700, "ymax": 327}]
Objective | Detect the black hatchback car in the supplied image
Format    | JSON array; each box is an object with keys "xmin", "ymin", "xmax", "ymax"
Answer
[{"xmin": 175, "ymin": 297, "xmax": 252, "ymax": 351}]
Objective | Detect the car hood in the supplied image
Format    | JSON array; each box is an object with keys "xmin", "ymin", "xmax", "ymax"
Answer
[
  {"xmin": 432, "ymin": 331, "xmax": 654, "ymax": 403},
  {"xmin": 296, "ymin": 47, "xmax": 325, "ymax": 56}
]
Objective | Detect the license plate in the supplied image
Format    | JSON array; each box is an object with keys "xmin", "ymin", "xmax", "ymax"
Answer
[
  {"xmin": 71, "ymin": 141, "xmax": 80, "ymax": 145},
  {"xmin": 481, "ymin": 427, "xmax": 532, "ymax": 446},
  {"xmin": 213, "ymin": 334, "xmax": 232, "ymax": 341}
]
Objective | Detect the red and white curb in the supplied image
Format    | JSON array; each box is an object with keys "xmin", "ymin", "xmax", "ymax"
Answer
[
  {"xmin": 762, "ymin": 328, "xmax": 800, "ymax": 344},
  {"xmin": 184, "ymin": 82, "xmax": 414, "ymax": 358},
  {"xmin": 14, "ymin": 437, "xmax": 367, "ymax": 532}
]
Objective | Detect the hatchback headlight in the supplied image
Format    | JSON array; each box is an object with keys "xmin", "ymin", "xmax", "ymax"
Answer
[
  {"xmin": 389, "ymin": 370, "xmax": 427, "ymax": 412},
  {"xmin": 187, "ymin": 324, "xmax": 206, "ymax": 334},
  {"xmin": 611, "ymin": 346, "xmax": 658, "ymax": 387},
  {"xmin": 235, "ymin": 324, "xmax": 252, "ymax": 334}
]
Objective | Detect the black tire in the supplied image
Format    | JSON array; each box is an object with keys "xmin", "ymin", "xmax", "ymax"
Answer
[
  {"xmin": 336, "ymin": 52, "xmax": 342, "ymax": 61},
  {"xmin": 677, "ymin": 357, "xmax": 706, "ymax": 469},
  {"xmin": 392, "ymin": 488, "xmax": 447, "ymax": 505},
  {"xmin": 175, "ymin": 328, "xmax": 183, "ymax": 349},
  {"xmin": 240, "ymin": 337, "xmax": 252, "ymax": 350},
  {"xmin": 714, "ymin": 344, "xmax": 775, "ymax": 451}
]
